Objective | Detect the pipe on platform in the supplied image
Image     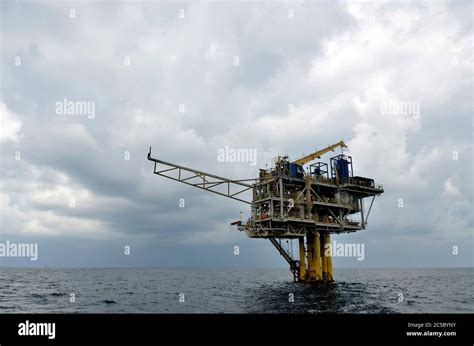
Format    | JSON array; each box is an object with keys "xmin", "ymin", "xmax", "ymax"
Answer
[{"xmin": 305, "ymin": 175, "xmax": 312, "ymax": 216}]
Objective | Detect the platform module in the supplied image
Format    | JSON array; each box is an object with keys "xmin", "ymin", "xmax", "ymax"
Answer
[{"xmin": 148, "ymin": 141, "xmax": 383, "ymax": 282}]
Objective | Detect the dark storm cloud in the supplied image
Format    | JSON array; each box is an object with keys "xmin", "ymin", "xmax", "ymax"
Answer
[{"xmin": 1, "ymin": 0, "xmax": 472, "ymax": 267}]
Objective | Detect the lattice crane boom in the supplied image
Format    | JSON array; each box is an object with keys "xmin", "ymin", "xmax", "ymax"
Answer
[{"xmin": 147, "ymin": 147, "xmax": 256, "ymax": 204}]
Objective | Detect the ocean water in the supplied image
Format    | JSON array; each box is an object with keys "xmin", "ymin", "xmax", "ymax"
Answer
[{"xmin": 0, "ymin": 268, "xmax": 472, "ymax": 313}]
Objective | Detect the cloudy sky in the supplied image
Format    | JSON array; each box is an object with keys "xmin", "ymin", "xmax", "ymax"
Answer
[{"xmin": 1, "ymin": 0, "xmax": 472, "ymax": 270}]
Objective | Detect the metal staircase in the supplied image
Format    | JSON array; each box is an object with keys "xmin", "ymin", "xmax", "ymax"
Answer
[{"xmin": 269, "ymin": 238, "xmax": 300, "ymax": 282}]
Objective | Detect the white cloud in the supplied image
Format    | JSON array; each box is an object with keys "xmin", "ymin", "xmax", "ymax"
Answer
[
  {"xmin": 0, "ymin": 103, "xmax": 23, "ymax": 142},
  {"xmin": 443, "ymin": 178, "xmax": 461, "ymax": 197}
]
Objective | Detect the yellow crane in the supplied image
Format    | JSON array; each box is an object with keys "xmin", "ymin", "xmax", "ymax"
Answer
[{"xmin": 293, "ymin": 140, "xmax": 347, "ymax": 165}]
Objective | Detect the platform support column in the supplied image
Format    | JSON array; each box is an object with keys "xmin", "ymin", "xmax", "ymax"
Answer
[
  {"xmin": 321, "ymin": 233, "xmax": 327, "ymax": 281},
  {"xmin": 298, "ymin": 237, "xmax": 306, "ymax": 281},
  {"xmin": 321, "ymin": 232, "xmax": 333, "ymax": 282},
  {"xmin": 306, "ymin": 232, "xmax": 315, "ymax": 280},
  {"xmin": 314, "ymin": 231, "xmax": 322, "ymax": 280},
  {"xmin": 306, "ymin": 231, "xmax": 322, "ymax": 281},
  {"xmin": 325, "ymin": 233, "xmax": 333, "ymax": 281}
]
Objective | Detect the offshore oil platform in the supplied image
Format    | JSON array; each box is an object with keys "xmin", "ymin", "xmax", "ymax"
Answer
[{"xmin": 148, "ymin": 141, "xmax": 383, "ymax": 282}]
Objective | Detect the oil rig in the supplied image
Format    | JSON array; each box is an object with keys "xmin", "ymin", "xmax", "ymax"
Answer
[{"xmin": 148, "ymin": 141, "xmax": 383, "ymax": 282}]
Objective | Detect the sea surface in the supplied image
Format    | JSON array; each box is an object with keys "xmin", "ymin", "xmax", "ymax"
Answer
[{"xmin": 0, "ymin": 268, "xmax": 472, "ymax": 313}]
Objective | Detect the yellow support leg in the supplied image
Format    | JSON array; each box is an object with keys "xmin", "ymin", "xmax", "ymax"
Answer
[
  {"xmin": 325, "ymin": 233, "xmax": 333, "ymax": 281},
  {"xmin": 306, "ymin": 232, "xmax": 316, "ymax": 280},
  {"xmin": 321, "ymin": 233, "xmax": 327, "ymax": 281},
  {"xmin": 298, "ymin": 237, "xmax": 306, "ymax": 282},
  {"xmin": 314, "ymin": 231, "xmax": 322, "ymax": 280}
]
